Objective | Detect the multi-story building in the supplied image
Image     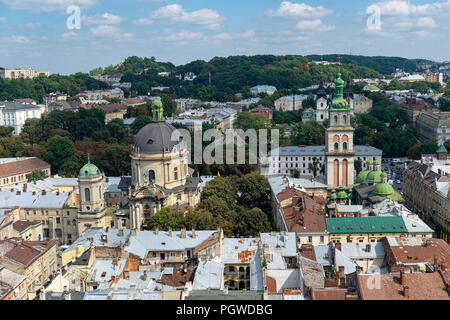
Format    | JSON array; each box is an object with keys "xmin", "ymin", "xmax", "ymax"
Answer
[
  {"xmin": 0, "ymin": 239, "xmax": 57, "ymax": 300},
  {"xmin": 44, "ymin": 93, "xmax": 68, "ymax": 106},
  {"xmin": 0, "ymin": 190, "xmax": 79, "ymax": 244},
  {"xmin": 251, "ymin": 85, "xmax": 277, "ymax": 96},
  {"xmin": 0, "ymin": 265, "xmax": 27, "ymax": 300},
  {"xmin": 416, "ymin": 112, "xmax": 450, "ymax": 146},
  {"xmin": 326, "ymin": 216, "xmax": 408, "ymax": 243},
  {"xmin": 397, "ymin": 98, "xmax": 439, "ymax": 127},
  {"xmin": 0, "ymin": 68, "xmax": 49, "ymax": 80},
  {"xmin": 403, "ymin": 151, "xmax": 450, "ymax": 242},
  {"xmin": 422, "ymin": 72, "xmax": 444, "ymax": 85},
  {"xmin": 0, "ymin": 157, "xmax": 51, "ymax": 187},
  {"xmin": 274, "ymin": 95, "xmax": 308, "ymax": 111},
  {"xmin": 261, "ymin": 145, "xmax": 382, "ymax": 178},
  {"xmin": 0, "ymin": 102, "xmax": 44, "ymax": 135}
]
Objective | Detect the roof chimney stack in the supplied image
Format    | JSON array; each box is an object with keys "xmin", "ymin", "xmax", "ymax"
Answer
[
  {"xmin": 181, "ymin": 228, "xmax": 186, "ymax": 239},
  {"xmin": 168, "ymin": 228, "xmax": 172, "ymax": 237},
  {"xmin": 192, "ymin": 228, "xmax": 196, "ymax": 238},
  {"xmin": 155, "ymin": 227, "xmax": 159, "ymax": 235},
  {"xmin": 366, "ymin": 244, "xmax": 371, "ymax": 253},
  {"xmin": 403, "ymin": 285, "xmax": 409, "ymax": 298}
]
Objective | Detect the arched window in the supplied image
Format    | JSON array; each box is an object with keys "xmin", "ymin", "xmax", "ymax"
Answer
[
  {"xmin": 99, "ymin": 186, "xmax": 102, "ymax": 199},
  {"xmin": 334, "ymin": 115, "xmax": 338, "ymax": 124},
  {"xmin": 174, "ymin": 167, "xmax": 178, "ymax": 181},
  {"xmin": 84, "ymin": 188, "xmax": 91, "ymax": 202},
  {"xmin": 334, "ymin": 143, "xmax": 339, "ymax": 151},
  {"xmin": 343, "ymin": 115, "xmax": 347, "ymax": 124},
  {"xmin": 343, "ymin": 142, "xmax": 348, "ymax": 151},
  {"xmin": 149, "ymin": 170, "xmax": 155, "ymax": 182}
]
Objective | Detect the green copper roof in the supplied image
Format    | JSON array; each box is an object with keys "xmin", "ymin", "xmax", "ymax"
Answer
[
  {"xmin": 366, "ymin": 170, "xmax": 382, "ymax": 184},
  {"xmin": 329, "ymin": 68, "xmax": 350, "ymax": 111},
  {"xmin": 330, "ymin": 193, "xmax": 337, "ymax": 200},
  {"xmin": 336, "ymin": 191, "xmax": 348, "ymax": 199},
  {"xmin": 339, "ymin": 186, "xmax": 345, "ymax": 191},
  {"xmin": 356, "ymin": 170, "xmax": 370, "ymax": 184},
  {"xmin": 326, "ymin": 216, "xmax": 406, "ymax": 234},
  {"xmin": 79, "ymin": 156, "xmax": 101, "ymax": 178},
  {"xmin": 151, "ymin": 99, "xmax": 165, "ymax": 122},
  {"xmin": 331, "ymin": 189, "xmax": 336, "ymax": 193},
  {"xmin": 348, "ymin": 193, "xmax": 355, "ymax": 200},
  {"xmin": 427, "ymin": 88, "xmax": 434, "ymax": 94},
  {"xmin": 380, "ymin": 172, "xmax": 388, "ymax": 178},
  {"xmin": 373, "ymin": 183, "xmax": 395, "ymax": 196}
]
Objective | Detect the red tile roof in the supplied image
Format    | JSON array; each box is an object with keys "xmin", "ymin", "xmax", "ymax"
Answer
[
  {"xmin": 357, "ymin": 272, "xmax": 450, "ymax": 300},
  {"xmin": 384, "ymin": 237, "xmax": 450, "ymax": 267},
  {"xmin": 0, "ymin": 158, "xmax": 50, "ymax": 178},
  {"xmin": 1, "ymin": 240, "xmax": 56, "ymax": 267},
  {"xmin": 311, "ymin": 288, "xmax": 349, "ymax": 300},
  {"xmin": 278, "ymin": 188, "xmax": 326, "ymax": 233},
  {"xmin": 266, "ymin": 276, "xmax": 277, "ymax": 295},
  {"xmin": 13, "ymin": 220, "xmax": 41, "ymax": 233}
]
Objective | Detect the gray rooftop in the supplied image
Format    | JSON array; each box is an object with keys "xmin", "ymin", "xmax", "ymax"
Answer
[
  {"xmin": 269, "ymin": 145, "xmax": 382, "ymax": 157},
  {"xmin": 339, "ymin": 242, "xmax": 386, "ymax": 260},
  {"xmin": 192, "ymin": 259, "xmax": 224, "ymax": 290},
  {"xmin": 64, "ymin": 228, "xmax": 131, "ymax": 253},
  {"xmin": 0, "ymin": 191, "xmax": 70, "ymax": 209},
  {"xmin": 125, "ymin": 230, "xmax": 217, "ymax": 259}
]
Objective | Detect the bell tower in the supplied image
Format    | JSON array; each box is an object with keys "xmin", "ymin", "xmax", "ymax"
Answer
[{"xmin": 325, "ymin": 69, "xmax": 355, "ymax": 189}]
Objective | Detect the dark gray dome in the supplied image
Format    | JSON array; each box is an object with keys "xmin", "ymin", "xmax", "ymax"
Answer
[{"xmin": 134, "ymin": 122, "xmax": 181, "ymax": 154}]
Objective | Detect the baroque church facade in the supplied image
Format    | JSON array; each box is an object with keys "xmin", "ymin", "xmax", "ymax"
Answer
[{"xmin": 76, "ymin": 99, "xmax": 202, "ymax": 232}]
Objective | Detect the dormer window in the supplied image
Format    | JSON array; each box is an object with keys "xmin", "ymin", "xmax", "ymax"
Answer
[{"xmin": 147, "ymin": 139, "xmax": 154, "ymax": 144}]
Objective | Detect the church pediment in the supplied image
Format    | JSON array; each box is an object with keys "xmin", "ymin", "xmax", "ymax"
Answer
[{"xmin": 131, "ymin": 184, "xmax": 166, "ymax": 200}]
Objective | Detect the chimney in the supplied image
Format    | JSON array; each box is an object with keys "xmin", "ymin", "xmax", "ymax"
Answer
[
  {"xmin": 155, "ymin": 227, "xmax": 159, "ymax": 235},
  {"xmin": 23, "ymin": 184, "xmax": 27, "ymax": 192},
  {"xmin": 101, "ymin": 234, "xmax": 108, "ymax": 243},
  {"xmin": 192, "ymin": 229, "xmax": 196, "ymax": 239},
  {"xmin": 106, "ymin": 227, "xmax": 109, "ymax": 233},
  {"xmin": 64, "ymin": 292, "xmax": 72, "ymax": 301},
  {"xmin": 42, "ymin": 190, "xmax": 46, "ymax": 196},
  {"xmin": 181, "ymin": 228, "xmax": 186, "ymax": 239},
  {"xmin": 365, "ymin": 244, "xmax": 371, "ymax": 253},
  {"xmin": 399, "ymin": 270, "xmax": 404, "ymax": 285},
  {"xmin": 16, "ymin": 191, "xmax": 21, "ymax": 195},
  {"xmin": 356, "ymin": 266, "xmax": 361, "ymax": 275},
  {"xmin": 131, "ymin": 229, "xmax": 136, "ymax": 236},
  {"xmin": 118, "ymin": 229, "xmax": 124, "ymax": 237},
  {"xmin": 433, "ymin": 255, "xmax": 439, "ymax": 267},
  {"xmin": 338, "ymin": 266, "xmax": 345, "ymax": 278},
  {"xmin": 168, "ymin": 228, "xmax": 172, "ymax": 237},
  {"xmin": 32, "ymin": 191, "xmax": 36, "ymax": 196},
  {"xmin": 39, "ymin": 292, "xmax": 45, "ymax": 300},
  {"xmin": 143, "ymin": 271, "xmax": 147, "ymax": 281},
  {"xmin": 403, "ymin": 285, "xmax": 409, "ymax": 298},
  {"xmin": 56, "ymin": 191, "xmax": 60, "ymax": 196}
]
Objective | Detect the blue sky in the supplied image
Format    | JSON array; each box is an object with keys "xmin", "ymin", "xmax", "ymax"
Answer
[{"xmin": 0, "ymin": 0, "xmax": 449, "ymax": 74}]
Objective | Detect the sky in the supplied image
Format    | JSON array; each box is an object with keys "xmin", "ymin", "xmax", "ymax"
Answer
[{"xmin": 0, "ymin": 0, "xmax": 449, "ymax": 74}]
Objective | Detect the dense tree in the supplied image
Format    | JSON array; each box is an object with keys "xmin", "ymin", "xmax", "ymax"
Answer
[
  {"xmin": 25, "ymin": 170, "xmax": 46, "ymax": 182},
  {"xmin": 0, "ymin": 127, "xmax": 14, "ymax": 137},
  {"xmin": 237, "ymin": 172, "xmax": 269, "ymax": 208},
  {"xmin": 146, "ymin": 208, "xmax": 183, "ymax": 230},
  {"xmin": 45, "ymin": 136, "xmax": 73, "ymax": 173},
  {"xmin": 232, "ymin": 207, "xmax": 272, "ymax": 237}
]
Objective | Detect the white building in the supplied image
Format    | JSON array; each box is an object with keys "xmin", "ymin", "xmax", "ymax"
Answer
[
  {"xmin": 274, "ymin": 95, "xmax": 308, "ymax": 111},
  {"xmin": 251, "ymin": 85, "xmax": 277, "ymax": 96},
  {"xmin": 261, "ymin": 145, "xmax": 382, "ymax": 179},
  {"xmin": 0, "ymin": 102, "xmax": 44, "ymax": 135}
]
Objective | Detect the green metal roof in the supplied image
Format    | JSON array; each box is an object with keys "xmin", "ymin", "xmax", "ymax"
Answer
[
  {"xmin": 366, "ymin": 170, "xmax": 382, "ymax": 184},
  {"xmin": 330, "ymin": 193, "xmax": 337, "ymax": 200},
  {"xmin": 336, "ymin": 191, "xmax": 348, "ymax": 199},
  {"xmin": 373, "ymin": 183, "xmax": 395, "ymax": 196},
  {"xmin": 326, "ymin": 216, "xmax": 406, "ymax": 234},
  {"xmin": 356, "ymin": 170, "xmax": 370, "ymax": 184},
  {"xmin": 79, "ymin": 156, "xmax": 101, "ymax": 178}
]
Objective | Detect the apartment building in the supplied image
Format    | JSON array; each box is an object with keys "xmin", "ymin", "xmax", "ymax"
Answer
[
  {"xmin": 0, "ymin": 68, "xmax": 49, "ymax": 80},
  {"xmin": 0, "ymin": 157, "xmax": 51, "ymax": 187},
  {"xmin": 0, "ymin": 102, "xmax": 44, "ymax": 135},
  {"xmin": 416, "ymin": 112, "xmax": 450, "ymax": 146}
]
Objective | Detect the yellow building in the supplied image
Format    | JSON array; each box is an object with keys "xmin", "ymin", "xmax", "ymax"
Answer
[
  {"xmin": 11, "ymin": 220, "xmax": 43, "ymax": 241},
  {"xmin": 327, "ymin": 216, "xmax": 408, "ymax": 243}
]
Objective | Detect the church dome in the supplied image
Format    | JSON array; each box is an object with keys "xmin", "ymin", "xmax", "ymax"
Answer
[
  {"xmin": 133, "ymin": 122, "xmax": 182, "ymax": 154},
  {"xmin": 366, "ymin": 170, "xmax": 382, "ymax": 184},
  {"xmin": 373, "ymin": 183, "xmax": 395, "ymax": 196},
  {"xmin": 356, "ymin": 170, "xmax": 370, "ymax": 184},
  {"xmin": 79, "ymin": 161, "xmax": 101, "ymax": 178}
]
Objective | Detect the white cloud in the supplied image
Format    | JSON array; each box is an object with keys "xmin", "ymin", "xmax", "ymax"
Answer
[
  {"xmin": 295, "ymin": 19, "xmax": 335, "ymax": 32},
  {"xmin": 241, "ymin": 30, "xmax": 256, "ymax": 38},
  {"xmin": 213, "ymin": 33, "xmax": 233, "ymax": 40},
  {"xmin": 133, "ymin": 18, "xmax": 153, "ymax": 26},
  {"xmin": 10, "ymin": 35, "xmax": 30, "ymax": 43},
  {"xmin": 150, "ymin": 4, "xmax": 224, "ymax": 30},
  {"xmin": 415, "ymin": 30, "xmax": 433, "ymax": 37},
  {"xmin": 61, "ymin": 31, "xmax": 78, "ymax": 39},
  {"xmin": 0, "ymin": 17, "xmax": 7, "ymax": 23},
  {"xmin": 17, "ymin": 22, "xmax": 41, "ymax": 29},
  {"xmin": 83, "ymin": 13, "xmax": 125, "ymax": 25},
  {"xmin": 267, "ymin": 1, "xmax": 332, "ymax": 18},
  {"xmin": 417, "ymin": 17, "xmax": 438, "ymax": 28},
  {"xmin": 160, "ymin": 30, "xmax": 206, "ymax": 42},
  {"xmin": 90, "ymin": 25, "xmax": 133, "ymax": 41},
  {"xmin": 371, "ymin": 0, "xmax": 450, "ymax": 16},
  {"xmin": 0, "ymin": 0, "xmax": 97, "ymax": 13}
]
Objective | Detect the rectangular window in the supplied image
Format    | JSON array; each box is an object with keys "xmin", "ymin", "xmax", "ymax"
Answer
[{"xmin": 170, "ymin": 252, "xmax": 176, "ymax": 257}]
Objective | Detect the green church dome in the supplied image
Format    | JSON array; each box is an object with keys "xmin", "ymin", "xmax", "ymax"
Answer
[
  {"xmin": 380, "ymin": 172, "xmax": 388, "ymax": 178},
  {"xmin": 330, "ymin": 193, "xmax": 337, "ymax": 200},
  {"xmin": 79, "ymin": 159, "xmax": 101, "ymax": 178},
  {"xmin": 366, "ymin": 170, "xmax": 382, "ymax": 184},
  {"xmin": 337, "ymin": 191, "xmax": 348, "ymax": 199},
  {"xmin": 356, "ymin": 170, "xmax": 370, "ymax": 184},
  {"xmin": 373, "ymin": 183, "xmax": 395, "ymax": 196},
  {"xmin": 152, "ymin": 99, "xmax": 163, "ymax": 108}
]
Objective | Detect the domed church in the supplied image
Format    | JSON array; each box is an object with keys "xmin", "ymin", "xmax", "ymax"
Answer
[{"xmin": 126, "ymin": 99, "xmax": 202, "ymax": 230}]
